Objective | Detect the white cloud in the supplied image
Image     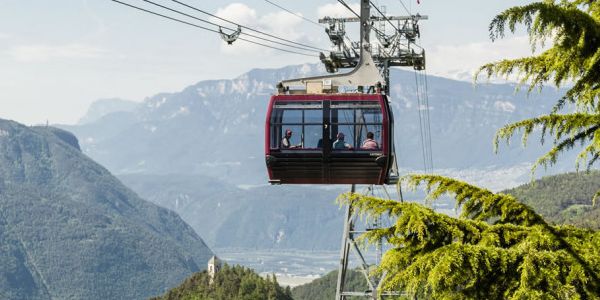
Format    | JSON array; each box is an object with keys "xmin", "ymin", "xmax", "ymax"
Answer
[
  {"xmin": 426, "ymin": 36, "xmax": 542, "ymax": 82},
  {"xmin": 494, "ymin": 100, "xmax": 516, "ymax": 113},
  {"xmin": 8, "ymin": 43, "xmax": 107, "ymax": 63},
  {"xmin": 214, "ymin": 3, "xmax": 259, "ymax": 27},
  {"xmin": 317, "ymin": 2, "xmax": 360, "ymax": 18},
  {"xmin": 0, "ymin": 32, "xmax": 10, "ymax": 39},
  {"xmin": 260, "ymin": 11, "xmax": 304, "ymax": 40},
  {"xmin": 211, "ymin": 3, "xmax": 305, "ymax": 56}
]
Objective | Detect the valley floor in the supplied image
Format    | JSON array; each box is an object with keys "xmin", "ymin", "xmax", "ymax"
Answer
[
  {"xmin": 216, "ymin": 249, "xmax": 339, "ymax": 277},
  {"xmin": 216, "ymin": 248, "xmax": 383, "ymax": 287}
]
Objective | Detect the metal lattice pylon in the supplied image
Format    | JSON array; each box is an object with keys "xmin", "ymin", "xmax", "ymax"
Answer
[{"xmin": 335, "ymin": 184, "xmax": 403, "ymax": 300}]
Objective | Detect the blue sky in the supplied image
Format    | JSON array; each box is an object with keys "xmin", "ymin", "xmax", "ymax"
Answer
[{"xmin": 0, "ymin": 0, "xmax": 533, "ymax": 124}]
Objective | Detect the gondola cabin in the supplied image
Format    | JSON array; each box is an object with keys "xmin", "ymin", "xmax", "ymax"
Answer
[{"xmin": 265, "ymin": 93, "xmax": 396, "ymax": 185}]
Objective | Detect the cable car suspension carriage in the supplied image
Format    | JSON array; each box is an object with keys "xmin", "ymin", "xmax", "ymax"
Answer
[{"xmin": 265, "ymin": 0, "xmax": 427, "ymax": 186}]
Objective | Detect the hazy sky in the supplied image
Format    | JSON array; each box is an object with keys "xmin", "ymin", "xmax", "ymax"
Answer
[{"xmin": 0, "ymin": 0, "xmax": 534, "ymax": 125}]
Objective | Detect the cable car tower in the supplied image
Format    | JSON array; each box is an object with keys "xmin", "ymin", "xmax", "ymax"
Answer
[{"xmin": 271, "ymin": 1, "xmax": 427, "ymax": 299}]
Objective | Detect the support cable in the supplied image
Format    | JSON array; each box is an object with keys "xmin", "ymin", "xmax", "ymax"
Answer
[
  {"xmin": 414, "ymin": 69, "xmax": 433, "ymax": 172},
  {"xmin": 415, "ymin": 31, "xmax": 434, "ymax": 170},
  {"xmin": 369, "ymin": 1, "xmax": 399, "ymax": 32},
  {"xmin": 337, "ymin": 0, "xmax": 361, "ymax": 18},
  {"xmin": 170, "ymin": 0, "xmax": 329, "ymax": 52},
  {"xmin": 110, "ymin": 0, "xmax": 317, "ymax": 57},
  {"xmin": 138, "ymin": 0, "xmax": 320, "ymax": 53},
  {"xmin": 423, "ymin": 69, "xmax": 434, "ymax": 169},
  {"xmin": 262, "ymin": 0, "xmax": 362, "ymax": 56},
  {"xmin": 395, "ymin": 0, "xmax": 411, "ymax": 15},
  {"xmin": 263, "ymin": 0, "xmax": 324, "ymax": 28},
  {"xmin": 423, "ymin": 71, "xmax": 433, "ymax": 171},
  {"xmin": 414, "ymin": 70, "xmax": 428, "ymax": 172},
  {"xmin": 334, "ymin": 0, "xmax": 363, "ymax": 52}
]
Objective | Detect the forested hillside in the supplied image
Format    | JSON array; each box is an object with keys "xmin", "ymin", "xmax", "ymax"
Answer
[
  {"xmin": 152, "ymin": 265, "xmax": 293, "ymax": 300},
  {"xmin": 0, "ymin": 119, "xmax": 213, "ymax": 299},
  {"xmin": 506, "ymin": 170, "xmax": 600, "ymax": 229},
  {"xmin": 291, "ymin": 269, "xmax": 367, "ymax": 300}
]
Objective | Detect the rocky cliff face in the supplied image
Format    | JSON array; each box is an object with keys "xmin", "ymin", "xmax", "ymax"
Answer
[{"xmin": 0, "ymin": 119, "xmax": 213, "ymax": 299}]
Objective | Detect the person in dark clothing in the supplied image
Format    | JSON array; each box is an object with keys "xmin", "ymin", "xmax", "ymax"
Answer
[
  {"xmin": 333, "ymin": 132, "xmax": 352, "ymax": 150},
  {"xmin": 281, "ymin": 129, "xmax": 300, "ymax": 149}
]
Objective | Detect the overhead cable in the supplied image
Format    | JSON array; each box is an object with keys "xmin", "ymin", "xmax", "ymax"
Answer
[
  {"xmin": 396, "ymin": 0, "xmax": 411, "ymax": 15},
  {"xmin": 414, "ymin": 70, "xmax": 428, "ymax": 172},
  {"xmin": 169, "ymin": 0, "xmax": 329, "ymax": 52},
  {"xmin": 110, "ymin": 0, "xmax": 317, "ymax": 57},
  {"xmin": 369, "ymin": 1, "xmax": 399, "ymax": 32},
  {"xmin": 336, "ymin": 0, "xmax": 360, "ymax": 18},
  {"xmin": 139, "ymin": 0, "xmax": 320, "ymax": 53},
  {"xmin": 414, "ymin": 69, "xmax": 433, "ymax": 172},
  {"xmin": 423, "ymin": 69, "xmax": 434, "ymax": 170},
  {"xmin": 263, "ymin": 0, "xmax": 324, "ymax": 28}
]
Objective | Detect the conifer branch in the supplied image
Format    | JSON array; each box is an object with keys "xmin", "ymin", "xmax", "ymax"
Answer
[
  {"xmin": 478, "ymin": 0, "xmax": 600, "ymax": 110},
  {"xmin": 402, "ymin": 174, "xmax": 544, "ymax": 226},
  {"xmin": 494, "ymin": 113, "xmax": 600, "ymax": 172},
  {"xmin": 338, "ymin": 174, "xmax": 600, "ymax": 298}
]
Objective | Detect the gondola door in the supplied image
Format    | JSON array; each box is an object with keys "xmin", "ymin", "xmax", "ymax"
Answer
[
  {"xmin": 322, "ymin": 100, "xmax": 331, "ymax": 184},
  {"xmin": 327, "ymin": 98, "xmax": 388, "ymax": 184}
]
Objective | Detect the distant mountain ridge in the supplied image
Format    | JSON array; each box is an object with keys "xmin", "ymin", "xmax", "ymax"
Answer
[
  {"xmin": 0, "ymin": 119, "xmax": 213, "ymax": 299},
  {"xmin": 78, "ymin": 98, "xmax": 138, "ymax": 125},
  {"xmin": 58, "ymin": 63, "xmax": 580, "ymax": 252},
  {"xmin": 119, "ymin": 174, "xmax": 345, "ymax": 250},
  {"xmin": 62, "ymin": 63, "xmax": 572, "ymax": 185}
]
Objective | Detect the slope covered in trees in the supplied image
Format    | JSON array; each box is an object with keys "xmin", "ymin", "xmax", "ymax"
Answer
[
  {"xmin": 0, "ymin": 119, "xmax": 213, "ymax": 299},
  {"xmin": 291, "ymin": 269, "xmax": 367, "ymax": 300},
  {"xmin": 152, "ymin": 264, "xmax": 293, "ymax": 300},
  {"xmin": 345, "ymin": 0, "xmax": 600, "ymax": 297},
  {"xmin": 506, "ymin": 170, "xmax": 600, "ymax": 229},
  {"xmin": 343, "ymin": 175, "xmax": 600, "ymax": 298}
]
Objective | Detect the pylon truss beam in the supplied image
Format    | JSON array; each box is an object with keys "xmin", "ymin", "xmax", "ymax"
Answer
[
  {"xmin": 335, "ymin": 184, "xmax": 403, "ymax": 300},
  {"xmin": 319, "ymin": 14, "xmax": 428, "ymax": 23}
]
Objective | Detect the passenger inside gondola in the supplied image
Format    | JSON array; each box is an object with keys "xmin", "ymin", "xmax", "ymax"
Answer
[
  {"xmin": 361, "ymin": 131, "xmax": 379, "ymax": 149},
  {"xmin": 281, "ymin": 129, "xmax": 300, "ymax": 149},
  {"xmin": 333, "ymin": 132, "xmax": 352, "ymax": 150}
]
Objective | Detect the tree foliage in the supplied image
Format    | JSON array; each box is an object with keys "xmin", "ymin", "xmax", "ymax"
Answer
[
  {"xmin": 333, "ymin": 1, "xmax": 600, "ymax": 298},
  {"xmin": 477, "ymin": 0, "xmax": 600, "ymax": 180},
  {"xmin": 339, "ymin": 175, "xmax": 600, "ymax": 299},
  {"xmin": 152, "ymin": 264, "xmax": 293, "ymax": 300},
  {"xmin": 494, "ymin": 113, "xmax": 600, "ymax": 175},
  {"xmin": 291, "ymin": 269, "xmax": 367, "ymax": 300}
]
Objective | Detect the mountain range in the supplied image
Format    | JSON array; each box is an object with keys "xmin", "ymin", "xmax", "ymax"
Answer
[
  {"xmin": 61, "ymin": 64, "xmax": 572, "ymax": 184},
  {"xmin": 0, "ymin": 119, "xmax": 213, "ymax": 299},
  {"xmin": 58, "ymin": 63, "xmax": 580, "ymax": 251}
]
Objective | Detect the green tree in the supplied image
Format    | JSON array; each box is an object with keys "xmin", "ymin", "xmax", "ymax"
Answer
[
  {"xmin": 339, "ymin": 175, "xmax": 600, "ymax": 299},
  {"xmin": 476, "ymin": 0, "xmax": 600, "ymax": 201},
  {"xmin": 335, "ymin": 1, "xmax": 600, "ymax": 298},
  {"xmin": 152, "ymin": 264, "xmax": 293, "ymax": 300}
]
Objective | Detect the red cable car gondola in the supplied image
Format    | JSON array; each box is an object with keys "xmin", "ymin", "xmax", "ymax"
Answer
[
  {"xmin": 265, "ymin": 93, "xmax": 397, "ymax": 185},
  {"xmin": 265, "ymin": 3, "xmax": 400, "ymax": 185}
]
